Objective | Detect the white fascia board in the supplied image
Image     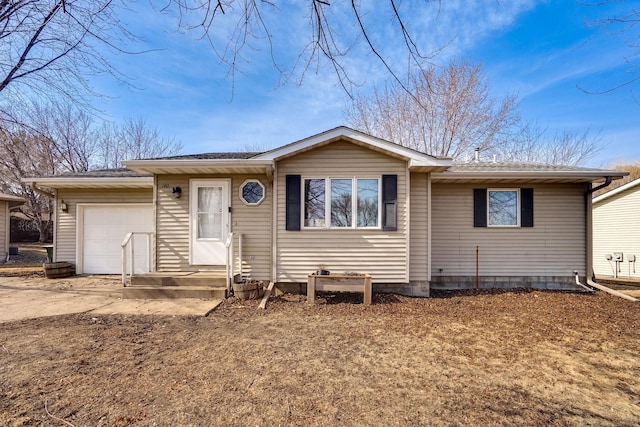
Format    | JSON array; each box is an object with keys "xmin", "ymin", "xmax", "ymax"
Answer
[
  {"xmin": 21, "ymin": 177, "xmax": 154, "ymax": 189},
  {"xmin": 408, "ymin": 159, "xmax": 452, "ymax": 172},
  {"xmin": 253, "ymin": 126, "xmax": 446, "ymax": 165},
  {"xmin": 593, "ymin": 177, "xmax": 640, "ymax": 204},
  {"xmin": 0, "ymin": 193, "xmax": 26, "ymax": 203},
  {"xmin": 431, "ymin": 171, "xmax": 627, "ymax": 182}
]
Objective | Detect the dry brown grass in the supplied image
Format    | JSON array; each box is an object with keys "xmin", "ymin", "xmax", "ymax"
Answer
[{"xmin": 0, "ymin": 289, "xmax": 638, "ymax": 426}]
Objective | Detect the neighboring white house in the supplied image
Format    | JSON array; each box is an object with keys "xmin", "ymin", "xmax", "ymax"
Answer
[
  {"xmin": 593, "ymin": 178, "xmax": 640, "ymax": 280},
  {"xmin": 0, "ymin": 193, "xmax": 26, "ymax": 262}
]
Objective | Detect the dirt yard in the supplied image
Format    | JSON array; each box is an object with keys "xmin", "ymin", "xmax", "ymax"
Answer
[{"xmin": 0, "ymin": 282, "xmax": 638, "ymax": 427}]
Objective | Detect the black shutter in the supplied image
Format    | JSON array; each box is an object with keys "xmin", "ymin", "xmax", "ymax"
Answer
[
  {"xmin": 382, "ymin": 174, "xmax": 397, "ymax": 231},
  {"xmin": 286, "ymin": 175, "xmax": 301, "ymax": 231},
  {"xmin": 473, "ymin": 188, "xmax": 487, "ymax": 227},
  {"xmin": 521, "ymin": 188, "xmax": 534, "ymax": 227}
]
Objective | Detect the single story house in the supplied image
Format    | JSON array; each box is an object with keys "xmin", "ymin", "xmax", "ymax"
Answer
[
  {"xmin": 23, "ymin": 127, "xmax": 626, "ymax": 296},
  {"xmin": 593, "ymin": 178, "xmax": 640, "ymax": 280},
  {"xmin": 0, "ymin": 192, "xmax": 26, "ymax": 262}
]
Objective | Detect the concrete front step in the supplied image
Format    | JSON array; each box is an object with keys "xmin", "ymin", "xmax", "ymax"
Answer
[
  {"xmin": 130, "ymin": 272, "xmax": 227, "ymax": 288},
  {"xmin": 123, "ymin": 286, "xmax": 228, "ymax": 300}
]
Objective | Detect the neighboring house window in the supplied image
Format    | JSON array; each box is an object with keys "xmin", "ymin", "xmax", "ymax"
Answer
[
  {"xmin": 240, "ymin": 180, "xmax": 265, "ymax": 206},
  {"xmin": 303, "ymin": 177, "xmax": 380, "ymax": 228},
  {"xmin": 474, "ymin": 188, "xmax": 534, "ymax": 228}
]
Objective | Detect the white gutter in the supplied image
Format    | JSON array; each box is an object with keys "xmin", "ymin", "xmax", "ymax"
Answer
[
  {"xmin": 431, "ymin": 171, "xmax": 627, "ymax": 182},
  {"xmin": 29, "ymin": 182, "xmax": 55, "ymax": 198}
]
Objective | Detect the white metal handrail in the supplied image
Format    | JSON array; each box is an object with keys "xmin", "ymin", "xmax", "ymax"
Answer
[
  {"xmin": 121, "ymin": 232, "xmax": 155, "ymax": 286},
  {"xmin": 225, "ymin": 232, "xmax": 234, "ymax": 292}
]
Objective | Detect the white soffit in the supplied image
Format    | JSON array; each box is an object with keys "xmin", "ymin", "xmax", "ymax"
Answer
[
  {"xmin": 21, "ymin": 177, "xmax": 154, "ymax": 189},
  {"xmin": 123, "ymin": 159, "xmax": 274, "ymax": 175}
]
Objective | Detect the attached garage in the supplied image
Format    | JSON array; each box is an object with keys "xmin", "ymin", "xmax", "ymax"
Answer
[{"xmin": 78, "ymin": 204, "xmax": 154, "ymax": 274}]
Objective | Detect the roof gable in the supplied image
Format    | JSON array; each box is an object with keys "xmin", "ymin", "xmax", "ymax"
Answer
[{"xmin": 252, "ymin": 126, "xmax": 452, "ymax": 171}]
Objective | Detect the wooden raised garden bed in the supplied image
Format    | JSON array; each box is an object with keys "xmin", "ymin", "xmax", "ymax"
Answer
[{"xmin": 307, "ymin": 273, "xmax": 372, "ymax": 305}]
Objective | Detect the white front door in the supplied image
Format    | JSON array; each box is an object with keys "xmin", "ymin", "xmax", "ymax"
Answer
[{"xmin": 190, "ymin": 179, "xmax": 230, "ymax": 265}]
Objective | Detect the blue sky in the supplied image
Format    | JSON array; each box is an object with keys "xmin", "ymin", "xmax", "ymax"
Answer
[{"xmin": 92, "ymin": 0, "xmax": 639, "ymax": 167}]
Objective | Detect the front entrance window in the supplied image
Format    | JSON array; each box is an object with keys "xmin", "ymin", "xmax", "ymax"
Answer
[{"xmin": 197, "ymin": 186, "xmax": 223, "ymax": 239}]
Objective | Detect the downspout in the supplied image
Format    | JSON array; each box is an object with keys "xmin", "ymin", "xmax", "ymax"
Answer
[
  {"xmin": 585, "ymin": 176, "xmax": 613, "ymax": 282},
  {"xmin": 573, "ymin": 271, "xmax": 595, "ymax": 293},
  {"xmin": 30, "ymin": 182, "xmax": 55, "ymax": 199},
  {"xmin": 581, "ymin": 176, "xmax": 637, "ymax": 302}
]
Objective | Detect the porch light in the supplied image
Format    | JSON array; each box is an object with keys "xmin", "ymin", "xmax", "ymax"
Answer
[
  {"xmin": 172, "ymin": 187, "xmax": 182, "ymax": 199},
  {"xmin": 60, "ymin": 200, "xmax": 68, "ymax": 213}
]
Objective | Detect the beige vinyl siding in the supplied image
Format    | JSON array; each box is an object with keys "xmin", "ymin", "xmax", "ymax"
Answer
[
  {"xmin": 431, "ymin": 183, "xmax": 587, "ymax": 277},
  {"xmin": 593, "ymin": 186, "xmax": 640, "ymax": 279},
  {"xmin": 409, "ymin": 173, "xmax": 428, "ymax": 282},
  {"xmin": 0, "ymin": 201, "xmax": 7, "ymax": 259},
  {"xmin": 55, "ymin": 189, "xmax": 153, "ymax": 263},
  {"xmin": 155, "ymin": 174, "xmax": 272, "ymax": 280},
  {"xmin": 276, "ymin": 140, "xmax": 408, "ymax": 283}
]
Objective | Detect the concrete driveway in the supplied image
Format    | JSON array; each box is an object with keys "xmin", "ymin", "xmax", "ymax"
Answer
[{"xmin": 0, "ymin": 273, "xmax": 222, "ymax": 323}]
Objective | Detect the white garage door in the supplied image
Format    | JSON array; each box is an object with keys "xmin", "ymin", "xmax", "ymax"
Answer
[{"xmin": 81, "ymin": 205, "xmax": 153, "ymax": 274}]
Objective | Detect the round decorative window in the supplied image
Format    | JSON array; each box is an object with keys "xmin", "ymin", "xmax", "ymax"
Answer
[{"xmin": 240, "ymin": 180, "xmax": 265, "ymax": 206}]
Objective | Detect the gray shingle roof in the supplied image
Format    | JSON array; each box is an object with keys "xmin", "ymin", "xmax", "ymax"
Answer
[
  {"xmin": 34, "ymin": 168, "xmax": 151, "ymax": 179},
  {"xmin": 448, "ymin": 161, "xmax": 606, "ymax": 173},
  {"xmin": 146, "ymin": 152, "xmax": 262, "ymax": 160}
]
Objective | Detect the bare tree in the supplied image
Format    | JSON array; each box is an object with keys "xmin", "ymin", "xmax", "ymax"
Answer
[
  {"xmin": 161, "ymin": 0, "xmax": 443, "ymax": 97},
  {"xmin": 0, "ymin": 0, "xmax": 135, "ymax": 107},
  {"xmin": 581, "ymin": 1, "xmax": 640, "ymax": 95},
  {"xmin": 345, "ymin": 60, "xmax": 604, "ymax": 165},
  {"xmin": 504, "ymin": 126, "xmax": 603, "ymax": 166},
  {"xmin": 0, "ymin": 127, "xmax": 55, "ymax": 242},
  {"xmin": 345, "ymin": 61, "xmax": 521, "ymax": 159},
  {"xmin": 95, "ymin": 118, "xmax": 182, "ymax": 168},
  {"xmin": 29, "ymin": 102, "xmax": 98, "ymax": 173},
  {"xmin": 0, "ymin": 103, "xmax": 181, "ymax": 240}
]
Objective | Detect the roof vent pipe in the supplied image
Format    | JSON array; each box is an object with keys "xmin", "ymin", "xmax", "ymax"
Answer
[{"xmin": 474, "ymin": 148, "xmax": 480, "ymax": 162}]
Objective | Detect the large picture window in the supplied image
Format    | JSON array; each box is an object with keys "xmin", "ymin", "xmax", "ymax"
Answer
[{"xmin": 304, "ymin": 177, "xmax": 380, "ymax": 229}]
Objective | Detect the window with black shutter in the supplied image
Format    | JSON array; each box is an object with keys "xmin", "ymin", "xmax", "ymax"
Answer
[{"xmin": 473, "ymin": 188, "xmax": 533, "ymax": 228}]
